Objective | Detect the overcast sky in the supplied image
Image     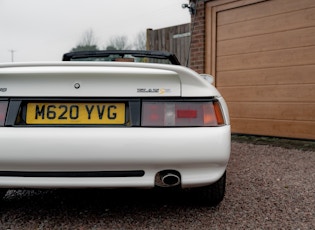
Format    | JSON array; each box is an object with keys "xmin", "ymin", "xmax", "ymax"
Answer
[{"xmin": 0, "ymin": 0, "xmax": 190, "ymax": 63}]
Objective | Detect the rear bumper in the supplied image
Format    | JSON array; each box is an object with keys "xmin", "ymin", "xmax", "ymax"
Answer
[{"xmin": 0, "ymin": 126, "xmax": 230, "ymax": 189}]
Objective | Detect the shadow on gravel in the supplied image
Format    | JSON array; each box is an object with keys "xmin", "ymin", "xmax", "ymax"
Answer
[
  {"xmin": 0, "ymin": 188, "xmax": 223, "ymax": 229},
  {"xmin": 0, "ymin": 188, "xmax": 219, "ymax": 228},
  {"xmin": 1, "ymin": 187, "xmax": 215, "ymax": 213}
]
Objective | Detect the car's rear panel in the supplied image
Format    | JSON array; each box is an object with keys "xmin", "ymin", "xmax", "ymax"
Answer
[
  {"xmin": 0, "ymin": 62, "xmax": 220, "ymax": 97},
  {"xmin": 0, "ymin": 62, "xmax": 230, "ymax": 189},
  {"xmin": 0, "ymin": 126, "xmax": 230, "ymax": 188}
]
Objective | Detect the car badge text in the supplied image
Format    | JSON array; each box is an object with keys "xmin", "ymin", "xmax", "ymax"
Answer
[{"xmin": 137, "ymin": 88, "xmax": 171, "ymax": 94}]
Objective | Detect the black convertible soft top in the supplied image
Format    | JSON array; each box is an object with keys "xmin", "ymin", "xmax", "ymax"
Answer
[{"xmin": 62, "ymin": 50, "xmax": 181, "ymax": 65}]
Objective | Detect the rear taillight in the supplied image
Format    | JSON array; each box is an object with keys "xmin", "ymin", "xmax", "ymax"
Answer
[
  {"xmin": 0, "ymin": 101, "xmax": 8, "ymax": 126},
  {"xmin": 141, "ymin": 101, "xmax": 225, "ymax": 127}
]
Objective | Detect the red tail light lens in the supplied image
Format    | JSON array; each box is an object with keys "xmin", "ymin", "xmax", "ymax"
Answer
[
  {"xmin": 177, "ymin": 110, "xmax": 197, "ymax": 118},
  {"xmin": 141, "ymin": 101, "xmax": 225, "ymax": 127},
  {"xmin": 0, "ymin": 101, "xmax": 8, "ymax": 126}
]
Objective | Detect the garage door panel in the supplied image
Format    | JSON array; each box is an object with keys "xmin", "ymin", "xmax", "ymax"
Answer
[
  {"xmin": 217, "ymin": 46, "xmax": 315, "ymax": 71},
  {"xmin": 219, "ymin": 85, "xmax": 315, "ymax": 103},
  {"xmin": 217, "ymin": 27, "xmax": 315, "ymax": 56},
  {"xmin": 228, "ymin": 102, "xmax": 315, "ymax": 121},
  {"xmin": 218, "ymin": 7, "xmax": 315, "ymax": 41},
  {"xmin": 216, "ymin": 65, "xmax": 315, "ymax": 87},
  {"xmin": 231, "ymin": 118, "xmax": 315, "ymax": 140},
  {"xmin": 207, "ymin": 0, "xmax": 315, "ymax": 140},
  {"xmin": 218, "ymin": 0, "xmax": 315, "ymax": 26}
]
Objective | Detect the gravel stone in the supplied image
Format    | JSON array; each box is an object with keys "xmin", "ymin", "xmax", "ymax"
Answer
[{"xmin": 0, "ymin": 141, "xmax": 314, "ymax": 229}]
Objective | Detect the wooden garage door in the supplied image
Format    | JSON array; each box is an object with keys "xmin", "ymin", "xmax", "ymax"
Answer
[{"xmin": 206, "ymin": 0, "xmax": 315, "ymax": 140}]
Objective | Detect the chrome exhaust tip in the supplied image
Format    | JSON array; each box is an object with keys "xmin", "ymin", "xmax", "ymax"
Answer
[
  {"xmin": 161, "ymin": 173, "xmax": 180, "ymax": 187},
  {"xmin": 155, "ymin": 170, "xmax": 181, "ymax": 187}
]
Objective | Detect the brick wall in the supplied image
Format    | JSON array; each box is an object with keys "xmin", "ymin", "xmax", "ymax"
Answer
[{"xmin": 189, "ymin": 0, "xmax": 206, "ymax": 73}]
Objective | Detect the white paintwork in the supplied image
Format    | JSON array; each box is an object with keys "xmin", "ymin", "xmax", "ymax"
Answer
[
  {"xmin": 0, "ymin": 126, "xmax": 230, "ymax": 188},
  {"xmin": 0, "ymin": 61, "xmax": 230, "ymax": 189},
  {"xmin": 0, "ymin": 62, "xmax": 221, "ymax": 97}
]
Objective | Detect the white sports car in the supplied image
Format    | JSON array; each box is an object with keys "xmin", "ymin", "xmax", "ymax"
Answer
[{"xmin": 0, "ymin": 50, "xmax": 230, "ymax": 206}]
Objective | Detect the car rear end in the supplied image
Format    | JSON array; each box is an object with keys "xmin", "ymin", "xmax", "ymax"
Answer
[{"xmin": 0, "ymin": 62, "xmax": 230, "ymax": 205}]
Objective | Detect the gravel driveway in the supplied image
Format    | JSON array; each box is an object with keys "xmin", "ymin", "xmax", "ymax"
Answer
[{"xmin": 0, "ymin": 141, "xmax": 314, "ymax": 229}]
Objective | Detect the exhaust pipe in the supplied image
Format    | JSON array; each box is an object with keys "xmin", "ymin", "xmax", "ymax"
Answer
[
  {"xmin": 162, "ymin": 173, "xmax": 180, "ymax": 187},
  {"xmin": 156, "ymin": 170, "xmax": 181, "ymax": 187}
]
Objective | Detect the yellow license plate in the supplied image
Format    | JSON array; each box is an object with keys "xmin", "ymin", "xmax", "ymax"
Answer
[{"xmin": 26, "ymin": 103, "xmax": 125, "ymax": 124}]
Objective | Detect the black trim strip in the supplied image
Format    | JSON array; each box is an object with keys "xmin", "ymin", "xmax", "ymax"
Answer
[{"xmin": 0, "ymin": 170, "xmax": 145, "ymax": 178}]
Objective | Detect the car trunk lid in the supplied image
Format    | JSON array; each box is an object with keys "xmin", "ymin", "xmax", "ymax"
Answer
[{"xmin": 0, "ymin": 63, "xmax": 181, "ymax": 97}]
